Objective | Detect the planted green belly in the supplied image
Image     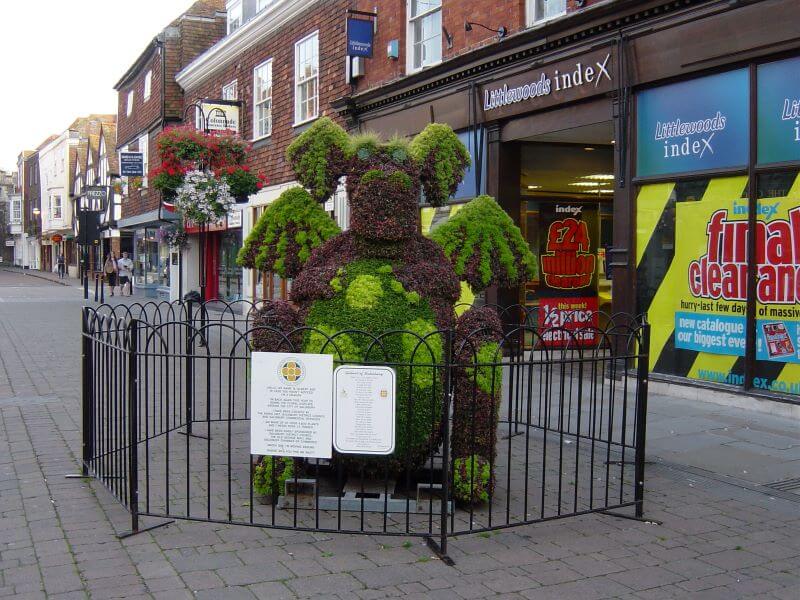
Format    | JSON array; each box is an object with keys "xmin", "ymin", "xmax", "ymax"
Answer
[{"xmin": 303, "ymin": 259, "xmax": 443, "ymax": 466}]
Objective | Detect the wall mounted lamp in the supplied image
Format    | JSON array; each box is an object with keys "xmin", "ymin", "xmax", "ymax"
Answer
[{"xmin": 465, "ymin": 21, "xmax": 507, "ymax": 40}]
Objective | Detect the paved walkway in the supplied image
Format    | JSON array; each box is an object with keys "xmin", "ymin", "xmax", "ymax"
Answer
[{"xmin": 0, "ymin": 270, "xmax": 798, "ymax": 599}]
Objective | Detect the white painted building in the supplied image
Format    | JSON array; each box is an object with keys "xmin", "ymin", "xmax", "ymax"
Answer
[{"xmin": 38, "ymin": 129, "xmax": 78, "ymax": 276}]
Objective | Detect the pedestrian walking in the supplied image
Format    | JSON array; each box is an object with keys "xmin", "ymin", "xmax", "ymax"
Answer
[
  {"xmin": 117, "ymin": 252, "xmax": 134, "ymax": 296},
  {"xmin": 103, "ymin": 252, "xmax": 118, "ymax": 297},
  {"xmin": 56, "ymin": 253, "xmax": 66, "ymax": 279}
]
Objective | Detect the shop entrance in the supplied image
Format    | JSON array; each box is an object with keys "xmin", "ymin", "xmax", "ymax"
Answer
[{"xmin": 516, "ymin": 122, "xmax": 615, "ymax": 332}]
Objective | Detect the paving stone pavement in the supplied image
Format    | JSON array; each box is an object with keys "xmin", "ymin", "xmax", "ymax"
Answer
[{"xmin": 0, "ymin": 270, "xmax": 799, "ymax": 599}]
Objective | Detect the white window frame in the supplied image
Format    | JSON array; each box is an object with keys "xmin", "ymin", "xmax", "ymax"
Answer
[
  {"xmin": 406, "ymin": 0, "xmax": 443, "ymax": 74},
  {"xmin": 227, "ymin": 0, "xmax": 242, "ymax": 34},
  {"xmin": 256, "ymin": 0, "xmax": 273, "ymax": 12},
  {"xmin": 11, "ymin": 197, "xmax": 21, "ymax": 224},
  {"xmin": 222, "ymin": 79, "xmax": 238, "ymax": 101},
  {"xmin": 144, "ymin": 70, "xmax": 152, "ymax": 101},
  {"xmin": 294, "ymin": 31, "xmax": 319, "ymax": 126},
  {"xmin": 139, "ymin": 133, "xmax": 149, "ymax": 187},
  {"xmin": 51, "ymin": 195, "xmax": 62, "ymax": 221},
  {"xmin": 127, "ymin": 90, "xmax": 134, "ymax": 116},
  {"xmin": 526, "ymin": 0, "xmax": 567, "ymax": 27},
  {"xmin": 252, "ymin": 60, "xmax": 273, "ymax": 140}
]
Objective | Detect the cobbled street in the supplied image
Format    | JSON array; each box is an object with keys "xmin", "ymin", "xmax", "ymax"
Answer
[{"xmin": 1, "ymin": 269, "xmax": 799, "ymax": 599}]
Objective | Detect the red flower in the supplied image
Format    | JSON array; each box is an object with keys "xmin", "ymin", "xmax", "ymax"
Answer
[{"xmin": 256, "ymin": 182, "xmax": 263, "ymax": 190}]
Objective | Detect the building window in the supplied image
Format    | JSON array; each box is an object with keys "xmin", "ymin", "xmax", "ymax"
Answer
[
  {"xmin": 256, "ymin": 0, "xmax": 274, "ymax": 11},
  {"xmin": 253, "ymin": 60, "xmax": 273, "ymax": 139},
  {"xmin": 294, "ymin": 32, "xmax": 319, "ymax": 125},
  {"xmin": 144, "ymin": 70, "xmax": 152, "ymax": 101},
  {"xmin": 222, "ymin": 79, "xmax": 238, "ymax": 101},
  {"xmin": 11, "ymin": 197, "xmax": 21, "ymax": 224},
  {"xmin": 227, "ymin": 0, "xmax": 242, "ymax": 34},
  {"xmin": 527, "ymin": 0, "xmax": 567, "ymax": 26},
  {"xmin": 139, "ymin": 133, "xmax": 149, "ymax": 187},
  {"xmin": 408, "ymin": 0, "xmax": 442, "ymax": 72},
  {"xmin": 127, "ymin": 90, "xmax": 134, "ymax": 116},
  {"xmin": 51, "ymin": 195, "xmax": 62, "ymax": 221}
]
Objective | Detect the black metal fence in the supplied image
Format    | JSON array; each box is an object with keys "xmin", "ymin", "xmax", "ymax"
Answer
[{"xmin": 81, "ymin": 300, "xmax": 650, "ymax": 560}]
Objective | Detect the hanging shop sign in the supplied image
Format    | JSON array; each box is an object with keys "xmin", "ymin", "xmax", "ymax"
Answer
[
  {"xmin": 636, "ymin": 69, "xmax": 749, "ymax": 178},
  {"xmin": 199, "ymin": 100, "xmax": 239, "ymax": 133},
  {"xmin": 672, "ymin": 195, "xmax": 800, "ymax": 394},
  {"xmin": 333, "ymin": 365, "xmax": 395, "ymax": 455},
  {"xmin": 346, "ymin": 17, "xmax": 373, "ymax": 58},
  {"xmin": 120, "ymin": 152, "xmax": 144, "ymax": 177},
  {"xmin": 250, "ymin": 352, "xmax": 333, "ymax": 458},
  {"xmin": 537, "ymin": 202, "xmax": 600, "ymax": 346},
  {"xmin": 758, "ymin": 56, "xmax": 800, "ymax": 165},
  {"xmin": 479, "ymin": 49, "xmax": 614, "ymax": 120}
]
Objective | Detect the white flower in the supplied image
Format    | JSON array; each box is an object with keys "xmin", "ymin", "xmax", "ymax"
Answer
[{"xmin": 174, "ymin": 170, "xmax": 234, "ymax": 224}]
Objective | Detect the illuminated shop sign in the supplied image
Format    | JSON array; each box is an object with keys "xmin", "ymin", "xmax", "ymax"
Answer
[
  {"xmin": 479, "ymin": 49, "xmax": 614, "ymax": 120},
  {"xmin": 636, "ymin": 69, "xmax": 749, "ymax": 177},
  {"xmin": 758, "ymin": 55, "xmax": 800, "ymax": 165}
]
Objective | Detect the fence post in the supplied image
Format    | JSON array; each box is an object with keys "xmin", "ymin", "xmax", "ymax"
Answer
[
  {"xmin": 634, "ymin": 320, "xmax": 650, "ymax": 518},
  {"xmin": 185, "ymin": 300, "xmax": 194, "ymax": 436},
  {"xmin": 81, "ymin": 308, "xmax": 94, "ymax": 477},
  {"xmin": 94, "ymin": 274, "xmax": 99, "ymax": 302},
  {"xmin": 439, "ymin": 328, "xmax": 454, "ymax": 557},
  {"xmin": 126, "ymin": 318, "xmax": 140, "ymax": 533},
  {"xmin": 100, "ymin": 275, "xmax": 105, "ymax": 304}
]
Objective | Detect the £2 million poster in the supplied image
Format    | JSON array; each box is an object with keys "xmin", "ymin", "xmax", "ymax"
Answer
[{"xmin": 538, "ymin": 203, "xmax": 599, "ymax": 346}]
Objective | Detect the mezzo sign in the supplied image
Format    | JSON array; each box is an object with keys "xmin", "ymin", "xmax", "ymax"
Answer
[{"xmin": 478, "ymin": 49, "xmax": 614, "ymax": 119}]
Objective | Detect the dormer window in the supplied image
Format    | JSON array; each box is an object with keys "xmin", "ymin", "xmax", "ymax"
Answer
[{"xmin": 227, "ymin": 0, "xmax": 242, "ymax": 34}]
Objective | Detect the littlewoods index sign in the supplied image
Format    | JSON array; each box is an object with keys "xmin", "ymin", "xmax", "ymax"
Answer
[{"xmin": 480, "ymin": 49, "xmax": 614, "ymax": 118}]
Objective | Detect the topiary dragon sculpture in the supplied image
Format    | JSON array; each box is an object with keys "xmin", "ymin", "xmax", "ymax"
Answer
[{"xmin": 240, "ymin": 117, "xmax": 535, "ymax": 504}]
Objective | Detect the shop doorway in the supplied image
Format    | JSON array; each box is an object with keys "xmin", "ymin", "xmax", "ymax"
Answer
[{"xmin": 517, "ymin": 122, "xmax": 615, "ymax": 334}]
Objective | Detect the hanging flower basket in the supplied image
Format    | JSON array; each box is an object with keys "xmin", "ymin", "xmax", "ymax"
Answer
[
  {"xmin": 157, "ymin": 225, "xmax": 189, "ymax": 249},
  {"xmin": 174, "ymin": 170, "xmax": 234, "ymax": 225}
]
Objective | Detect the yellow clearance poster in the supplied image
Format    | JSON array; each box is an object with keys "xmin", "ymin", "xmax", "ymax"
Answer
[
  {"xmin": 672, "ymin": 194, "xmax": 800, "ymax": 395},
  {"xmin": 637, "ymin": 174, "xmax": 800, "ymax": 396}
]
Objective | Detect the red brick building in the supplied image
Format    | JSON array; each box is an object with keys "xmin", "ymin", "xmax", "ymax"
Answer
[
  {"xmin": 114, "ymin": 0, "xmax": 226, "ymax": 298},
  {"xmin": 175, "ymin": 0, "xmax": 351, "ymax": 302}
]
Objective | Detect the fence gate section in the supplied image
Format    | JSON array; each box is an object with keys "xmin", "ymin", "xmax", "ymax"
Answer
[{"xmin": 81, "ymin": 300, "xmax": 650, "ymax": 560}]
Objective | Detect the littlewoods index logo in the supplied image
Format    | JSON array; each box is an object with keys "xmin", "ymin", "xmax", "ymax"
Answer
[{"xmin": 278, "ymin": 358, "xmax": 305, "ymax": 384}]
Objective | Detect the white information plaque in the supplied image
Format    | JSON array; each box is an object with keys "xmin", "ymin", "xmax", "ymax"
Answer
[
  {"xmin": 333, "ymin": 365, "xmax": 396, "ymax": 455},
  {"xmin": 250, "ymin": 352, "xmax": 333, "ymax": 459}
]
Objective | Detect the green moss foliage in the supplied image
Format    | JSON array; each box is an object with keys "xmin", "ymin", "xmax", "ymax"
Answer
[
  {"xmin": 474, "ymin": 342, "xmax": 502, "ymax": 395},
  {"xmin": 252, "ymin": 456, "xmax": 294, "ymax": 498},
  {"xmin": 286, "ymin": 117, "xmax": 350, "ymax": 202},
  {"xmin": 237, "ymin": 187, "xmax": 339, "ymax": 278},
  {"xmin": 408, "ymin": 123, "xmax": 471, "ymax": 207},
  {"xmin": 302, "ymin": 259, "xmax": 443, "ymax": 469},
  {"xmin": 431, "ymin": 195, "xmax": 536, "ymax": 292},
  {"xmin": 452, "ymin": 455, "xmax": 491, "ymax": 505}
]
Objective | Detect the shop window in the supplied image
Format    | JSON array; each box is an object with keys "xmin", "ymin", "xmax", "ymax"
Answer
[
  {"xmin": 753, "ymin": 169, "xmax": 800, "ymax": 396},
  {"xmin": 636, "ymin": 176, "xmax": 750, "ymax": 388},
  {"xmin": 135, "ymin": 227, "xmax": 169, "ymax": 288},
  {"xmin": 407, "ymin": 0, "xmax": 441, "ymax": 72},
  {"xmin": 453, "ymin": 129, "xmax": 487, "ymax": 200},
  {"xmin": 527, "ymin": 0, "xmax": 566, "ymax": 26},
  {"xmin": 294, "ymin": 32, "xmax": 319, "ymax": 125},
  {"xmin": 253, "ymin": 60, "xmax": 273, "ymax": 139}
]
